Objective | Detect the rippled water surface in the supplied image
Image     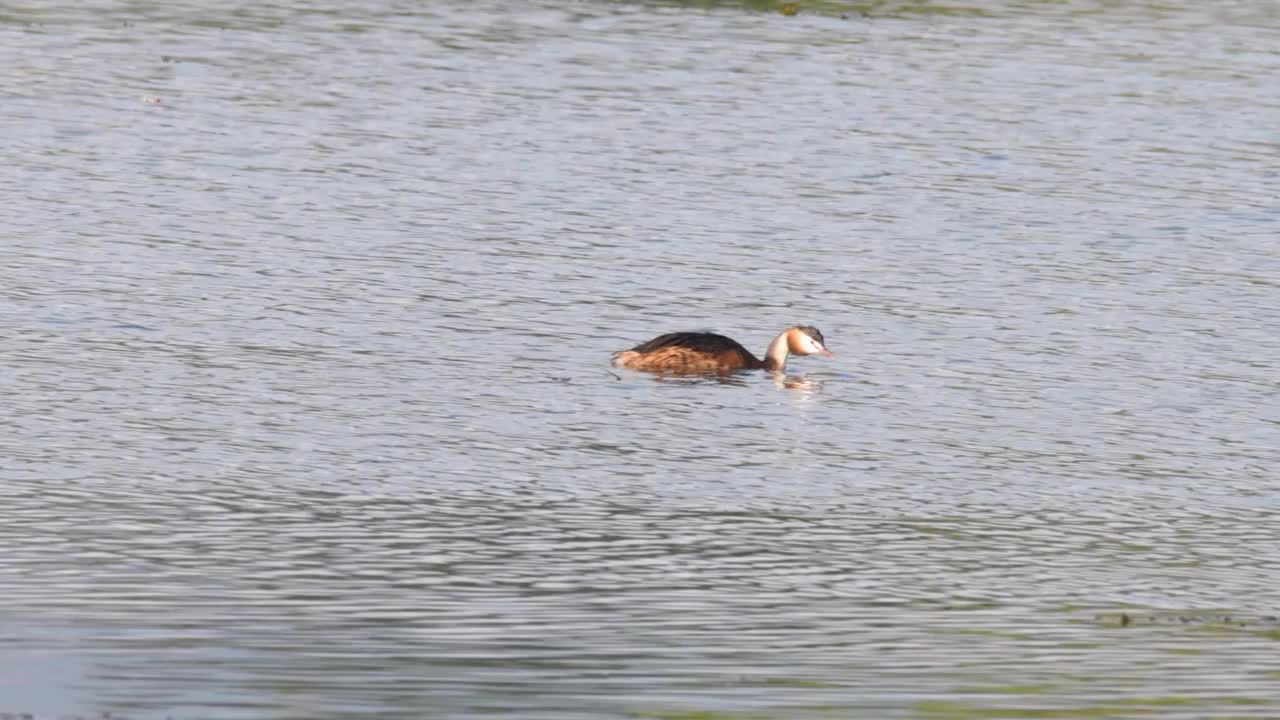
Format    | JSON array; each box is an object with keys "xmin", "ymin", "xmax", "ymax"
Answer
[{"xmin": 3, "ymin": 0, "xmax": 1280, "ymax": 717}]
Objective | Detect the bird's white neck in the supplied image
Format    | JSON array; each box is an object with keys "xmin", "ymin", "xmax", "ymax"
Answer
[{"xmin": 763, "ymin": 331, "xmax": 790, "ymax": 372}]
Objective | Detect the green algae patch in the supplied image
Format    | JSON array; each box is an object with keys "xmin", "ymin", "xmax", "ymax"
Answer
[{"xmin": 1112, "ymin": 697, "xmax": 1194, "ymax": 706}]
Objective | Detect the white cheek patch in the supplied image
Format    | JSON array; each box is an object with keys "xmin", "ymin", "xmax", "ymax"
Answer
[{"xmin": 799, "ymin": 334, "xmax": 824, "ymax": 354}]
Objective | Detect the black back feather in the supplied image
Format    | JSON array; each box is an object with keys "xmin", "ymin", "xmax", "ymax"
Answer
[{"xmin": 626, "ymin": 331, "xmax": 756, "ymax": 358}]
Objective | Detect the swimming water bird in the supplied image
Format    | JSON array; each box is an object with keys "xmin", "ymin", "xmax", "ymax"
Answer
[{"xmin": 611, "ymin": 326, "xmax": 832, "ymax": 374}]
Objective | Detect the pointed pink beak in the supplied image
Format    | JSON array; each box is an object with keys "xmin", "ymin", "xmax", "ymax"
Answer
[{"xmin": 819, "ymin": 349, "xmax": 834, "ymax": 358}]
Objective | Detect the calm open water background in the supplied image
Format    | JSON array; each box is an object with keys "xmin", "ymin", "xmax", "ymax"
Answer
[{"xmin": 3, "ymin": 0, "xmax": 1280, "ymax": 718}]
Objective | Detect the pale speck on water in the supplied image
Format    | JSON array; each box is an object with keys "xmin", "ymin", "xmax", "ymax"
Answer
[{"xmin": 2, "ymin": 0, "xmax": 1280, "ymax": 718}]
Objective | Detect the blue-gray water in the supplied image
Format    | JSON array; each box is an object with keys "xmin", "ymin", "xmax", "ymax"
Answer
[{"xmin": 3, "ymin": 1, "xmax": 1280, "ymax": 718}]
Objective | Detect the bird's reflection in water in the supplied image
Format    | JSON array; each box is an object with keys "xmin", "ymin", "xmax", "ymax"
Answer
[
  {"xmin": 649, "ymin": 373, "xmax": 750, "ymax": 387},
  {"xmin": 634, "ymin": 372, "xmax": 822, "ymax": 390},
  {"xmin": 772, "ymin": 373, "xmax": 823, "ymax": 391}
]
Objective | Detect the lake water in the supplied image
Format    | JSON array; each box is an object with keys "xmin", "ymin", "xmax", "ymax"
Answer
[{"xmin": 3, "ymin": 0, "xmax": 1279, "ymax": 718}]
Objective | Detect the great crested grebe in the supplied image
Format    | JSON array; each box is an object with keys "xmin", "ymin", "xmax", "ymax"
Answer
[{"xmin": 611, "ymin": 326, "xmax": 832, "ymax": 374}]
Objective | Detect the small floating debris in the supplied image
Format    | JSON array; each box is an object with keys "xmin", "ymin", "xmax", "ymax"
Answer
[
  {"xmin": 142, "ymin": 96, "xmax": 161, "ymax": 104},
  {"xmin": 1097, "ymin": 611, "xmax": 1280, "ymax": 629}
]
